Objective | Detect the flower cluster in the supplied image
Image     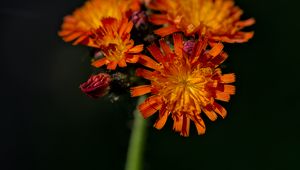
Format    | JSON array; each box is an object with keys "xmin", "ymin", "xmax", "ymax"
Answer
[{"xmin": 59, "ymin": 0, "xmax": 254, "ymax": 136}]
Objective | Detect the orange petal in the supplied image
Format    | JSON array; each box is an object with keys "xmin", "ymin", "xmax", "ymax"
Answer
[
  {"xmin": 224, "ymin": 85, "xmax": 236, "ymax": 95},
  {"xmin": 130, "ymin": 85, "xmax": 152, "ymax": 97},
  {"xmin": 117, "ymin": 58, "xmax": 127, "ymax": 67},
  {"xmin": 63, "ymin": 16, "xmax": 76, "ymax": 23},
  {"xmin": 233, "ymin": 32, "xmax": 255, "ymax": 43},
  {"xmin": 239, "ymin": 31, "xmax": 255, "ymax": 41},
  {"xmin": 128, "ymin": 44, "xmax": 144, "ymax": 53},
  {"xmin": 213, "ymin": 102, "xmax": 227, "ymax": 118},
  {"xmin": 159, "ymin": 39, "xmax": 172, "ymax": 56},
  {"xmin": 63, "ymin": 31, "xmax": 82, "ymax": 42},
  {"xmin": 237, "ymin": 18, "xmax": 256, "ymax": 28},
  {"xmin": 210, "ymin": 51, "xmax": 228, "ymax": 66},
  {"xmin": 85, "ymin": 39, "xmax": 98, "ymax": 48},
  {"xmin": 154, "ymin": 109, "xmax": 169, "ymax": 130},
  {"xmin": 125, "ymin": 54, "xmax": 139, "ymax": 63},
  {"xmin": 203, "ymin": 108, "xmax": 218, "ymax": 121},
  {"xmin": 181, "ymin": 114, "xmax": 190, "ymax": 137},
  {"xmin": 91, "ymin": 58, "xmax": 107, "ymax": 68},
  {"xmin": 72, "ymin": 35, "xmax": 89, "ymax": 45},
  {"xmin": 147, "ymin": 43, "xmax": 164, "ymax": 62},
  {"xmin": 149, "ymin": 14, "xmax": 169, "ymax": 25},
  {"xmin": 173, "ymin": 33, "xmax": 183, "ymax": 57},
  {"xmin": 138, "ymin": 55, "xmax": 160, "ymax": 70},
  {"xmin": 58, "ymin": 30, "xmax": 72, "ymax": 36},
  {"xmin": 61, "ymin": 22, "xmax": 76, "ymax": 30},
  {"xmin": 118, "ymin": 20, "xmax": 128, "ymax": 36},
  {"xmin": 139, "ymin": 96, "xmax": 162, "ymax": 118},
  {"xmin": 207, "ymin": 43, "xmax": 224, "ymax": 57},
  {"xmin": 215, "ymin": 91, "xmax": 230, "ymax": 102},
  {"xmin": 172, "ymin": 115, "xmax": 183, "ymax": 133},
  {"xmin": 221, "ymin": 73, "xmax": 236, "ymax": 83},
  {"xmin": 213, "ymin": 31, "xmax": 254, "ymax": 43},
  {"xmin": 192, "ymin": 116, "xmax": 206, "ymax": 135},
  {"xmin": 125, "ymin": 21, "xmax": 134, "ymax": 34},
  {"xmin": 154, "ymin": 25, "xmax": 179, "ymax": 37},
  {"xmin": 136, "ymin": 68, "xmax": 153, "ymax": 80},
  {"xmin": 191, "ymin": 38, "xmax": 208, "ymax": 63},
  {"xmin": 106, "ymin": 61, "xmax": 118, "ymax": 70},
  {"xmin": 148, "ymin": 0, "xmax": 169, "ymax": 11}
]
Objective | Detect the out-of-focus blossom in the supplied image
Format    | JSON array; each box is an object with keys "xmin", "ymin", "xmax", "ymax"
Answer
[
  {"xmin": 131, "ymin": 10, "xmax": 147, "ymax": 28},
  {"xmin": 58, "ymin": 0, "xmax": 141, "ymax": 45},
  {"xmin": 149, "ymin": 0, "xmax": 255, "ymax": 43}
]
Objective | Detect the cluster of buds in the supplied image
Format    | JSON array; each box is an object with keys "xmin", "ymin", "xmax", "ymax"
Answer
[{"xmin": 59, "ymin": 0, "xmax": 254, "ymax": 136}]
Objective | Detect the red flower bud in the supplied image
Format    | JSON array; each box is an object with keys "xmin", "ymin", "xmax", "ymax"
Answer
[
  {"xmin": 80, "ymin": 73, "xmax": 111, "ymax": 98},
  {"xmin": 183, "ymin": 40, "xmax": 195, "ymax": 56}
]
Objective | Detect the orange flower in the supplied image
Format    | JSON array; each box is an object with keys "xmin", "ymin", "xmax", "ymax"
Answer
[
  {"xmin": 131, "ymin": 34, "xmax": 235, "ymax": 136},
  {"xmin": 58, "ymin": 0, "xmax": 141, "ymax": 45},
  {"xmin": 90, "ymin": 17, "xmax": 144, "ymax": 70},
  {"xmin": 148, "ymin": 0, "xmax": 255, "ymax": 43}
]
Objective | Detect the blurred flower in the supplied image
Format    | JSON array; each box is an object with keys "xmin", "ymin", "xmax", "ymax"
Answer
[
  {"xmin": 131, "ymin": 34, "xmax": 235, "ymax": 136},
  {"xmin": 131, "ymin": 10, "xmax": 147, "ymax": 28},
  {"xmin": 58, "ymin": 0, "xmax": 141, "ymax": 45},
  {"xmin": 80, "ymin": 73, "xmax": 111, "ymax": 98},
  {"xmin": 90, "ymin": 17, "xmax": 144, "ymax": 70},
  {"xmin": 149, "ymin": 0, "xmax": 255, "ymax": 43},
  {"xmin": 183, "ymin": 40, "xmax": 195, "ymax": 55}
]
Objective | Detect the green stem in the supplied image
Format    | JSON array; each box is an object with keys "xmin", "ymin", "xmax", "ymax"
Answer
[{"xmin": 125, "ymin": 96, "xmax": 147, "ymax": 170}]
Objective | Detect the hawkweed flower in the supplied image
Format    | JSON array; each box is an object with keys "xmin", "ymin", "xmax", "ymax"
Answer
[
  {"xmin": 90, "ymin": 17, "xmax": 144, "ymax": 70},
  {"xmin": 58, "ymin": 0, "xmax": 141, "ymax": 45},
  {"xmin": 148, "ymin": 0, "xmax": 255, "ymax": 43},
  {"xmin": 131, "ymin": 34, "xmax": 235, "ymax": 136},
  {"xmin": 80, "ymin": 73, "xmax": 111, "ymax": 98}
]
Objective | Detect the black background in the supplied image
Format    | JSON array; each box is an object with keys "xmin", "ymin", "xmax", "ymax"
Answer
[{"xmin": 1, "ymin": 0, "xmax": 300, "ymax": 170}]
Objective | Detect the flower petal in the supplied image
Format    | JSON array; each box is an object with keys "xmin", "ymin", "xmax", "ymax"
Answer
[
  {"xmin": 139, "ymin": 96, "xmax": 162, "ymax": 118},
  {"xmin": 173, "ymin": 33, "xmax": 183, "ymax": 57},
  {"xmin": 130, "ymin": 85, "xmax": 152, "ymax": 97},
  {"xmin": 138, "ymin": 55, "xmax": 160, "ymax": 70},
  {"xmin": 92, "ymin": 58, "xmax": 107, "ymax": 68},
  {"xmin": 154, "ymin": 109, "xmax": 169, "ymax": 130},
  {"xmin": 128, "ymin": 44, "xmax": 144, "ymax": 53},
  {"xmin": 154, "ymin": 25, "xmax": 180, "ymax": 37},
  {"xmin": 221, "ymin": 73, "xmax": 236, "ymax": 83}
]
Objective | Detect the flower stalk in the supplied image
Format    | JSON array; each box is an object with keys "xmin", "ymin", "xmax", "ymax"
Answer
[{"xmin": 125, "ymin": 95, "xmax": 147, "ymax": 170}]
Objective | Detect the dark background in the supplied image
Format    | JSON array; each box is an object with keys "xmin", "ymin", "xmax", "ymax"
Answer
[{"xmin": 1, "ymin": 0, "xmax": 300, "ymax": 169}]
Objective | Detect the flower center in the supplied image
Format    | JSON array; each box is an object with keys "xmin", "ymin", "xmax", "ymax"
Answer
[
  {"xmin": 100, "ymin": 35, "xmax": 128, "ymax": 62},
  {"xmin": 104, "ymin": 44, "xmax": 126, "ymax": 61},
  {"xmin": 156, "ymin": 63, "xmax": 212, "ymax": 114}
]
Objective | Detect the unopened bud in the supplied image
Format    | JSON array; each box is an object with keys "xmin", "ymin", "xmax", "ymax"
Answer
[{"xmin": 80, "ymin": 73, "xmax": 111, "ymax": 98}]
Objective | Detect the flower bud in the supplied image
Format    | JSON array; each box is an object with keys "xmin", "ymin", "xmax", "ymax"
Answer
[
  {"xmin": 183, "ymin": 40, "xmax": 195, "ymax": 56},
  {"xmin": 131, "ymin": 11, "xmax": 147, "ymax": 28},
  {"xmin": 80, "ymin": 73, "xmax": 111, "ymax": 98}
]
